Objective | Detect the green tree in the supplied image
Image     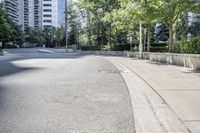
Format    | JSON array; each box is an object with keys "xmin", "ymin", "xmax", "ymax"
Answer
[
  {"xmin": 0, "ymin": 2, "xmax": 11, "ymax": 48},
  {"xmin": 56, "ymin": 27, "xmax": 65, "ymax": 47},
  {"xmin": 8, "ymin": 20, "xmax": 25, "ymax": 47},
  {"xmin": 0, "ymin": 2, "xmax": 26, "ymax": 48},
  {"xmin": 158, "ymin": 0, "xmax": 199, "ymax": 52},
  {"xmin": 25, "ymin": 28, "xmax": 44, "ymax": 47}
]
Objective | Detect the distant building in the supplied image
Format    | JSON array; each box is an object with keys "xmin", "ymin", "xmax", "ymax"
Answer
[
  {"xmin": 1, "ymin": 0, "xmax": 43, "ymax": 31},
  {"xmin": 28, "ymin": 0, "xmax": 42, "ymax": 28},
  {"xmin": 3, "ymin": 0, "xmax": 19, "ymax": 24},
  {"xmin": 42, "ymin": 0, "xmax": 58, "ymax": 28},
  {"xmin": 1, "ymin": 0, "xmax": 62, "ymax": 30}
]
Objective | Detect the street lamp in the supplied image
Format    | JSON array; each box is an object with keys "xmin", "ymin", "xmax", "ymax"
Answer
[
  {"xmin": 127, "ymin": 32, "xmax": 133, "ymax": 51},
  {"xmin": 139, "ymin": 0, "xmax": 143, "ymax": 58},
  {"xmin": 139, "ymin": 21, "xmax": 143, "ymax": 58},
  {"xmin": 65, "ymin": 0, "xmax": 68, "ymax": 52}
]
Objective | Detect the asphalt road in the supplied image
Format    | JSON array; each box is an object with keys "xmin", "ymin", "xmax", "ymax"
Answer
[{"xmin": 0, "ymin": 49, "xmax": 134, "ymax": 133}]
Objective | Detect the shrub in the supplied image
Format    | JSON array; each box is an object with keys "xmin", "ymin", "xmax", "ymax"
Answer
[
  {"xmin": 81, "ymin": 45, "xmax": 101, "ymax": 51},
  {"xmin": 149, "ymin": 43, "xmax": 168, "ymax": 52},
  {"xmin": 175, "ymin": 35, "xmax": 200, "ymax": 54}
]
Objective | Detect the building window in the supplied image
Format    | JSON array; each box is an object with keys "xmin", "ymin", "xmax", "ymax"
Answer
[
  {"xmin": 43, "ymin": 14, "xmax": 52, "ymax": 17},
  {"xmin": 43, "ymin": 4, "xmax": 51, "ymax": 7},
  {"xmin": 43, "ymin": 9, "xmax": 52, "ymax": 12},
  {"xmin": 43, "ymin": 20, "xmax": 52, "ymax": 23}
]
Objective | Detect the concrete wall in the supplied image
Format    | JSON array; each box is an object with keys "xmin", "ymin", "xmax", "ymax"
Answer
[
  {"xmin": 81, "ymin": 51, "xmax": 200, "ymax": 70},
  {"xmin": 149, "ymin": 53, "xmax": 200, "ymax": 70}
]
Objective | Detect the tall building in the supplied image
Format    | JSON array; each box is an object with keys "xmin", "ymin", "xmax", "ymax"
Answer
[
  {"xmin": 3, "ymin": 0, "xmax": 19, "ymax": 24},
  {"xmin": 2, "ymin": 0, "xmax": 43, "ymax": 31},
  {"xmin": 24, "ymin": 0, "xmax": 29, "ymax": 30},
  {"xmin": 34, "ymin": 0, "xmax": 42, "ymax": 28},
  {"xmin": 2, "ymin": 0, "xmax": 61, "ymax": 30},
  {"xmin": 42, "ymin": 0, "xmax": 58, "ymax": 28},
  {"xmin": 29, "ymin": 0, "xmax": 42, "ymax": 28}
]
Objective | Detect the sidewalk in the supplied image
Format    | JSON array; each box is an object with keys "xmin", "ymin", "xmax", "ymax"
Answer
[{"xmin": 109, "ymin": 57, "xmax": 200, "ymax": 133}]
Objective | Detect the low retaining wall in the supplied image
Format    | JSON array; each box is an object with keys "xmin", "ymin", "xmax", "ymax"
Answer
[
  {"xmin": 149, "ymin": 53, "xmax": 200, "ymax": 70},
  {"xmin": 81, "ymin": 51, "xmax": 200, "ymax": 70},
  {"xmin": 82, "ymin": 51, "xmax": 124, "ymax": 56}
]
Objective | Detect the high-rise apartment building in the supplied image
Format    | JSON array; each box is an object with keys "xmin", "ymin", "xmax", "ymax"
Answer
[
  {"xmin": 1, "ymin": 0, "xmax": 61, "ymax": 30},
  {"xmin": 29, "ymin": 0, "xmax": 42, "ymax": 28},
  {"xmin": 42, "ymin": 0, "xmax": 58, "ymax": 28},
  {"xmin": 3, "ymin": 0, "xmax": 19, "ymax": 24},
  {"xmin": 34, "ymin": 0, "xmax": 42, "ymax": 28},
  {"xmin": 1, "ymin": 0, "xmax": 42, "ymax": 31},
  {"xmin": 23, "ymin": 0, "xmax": 29, "ymax": 30}
]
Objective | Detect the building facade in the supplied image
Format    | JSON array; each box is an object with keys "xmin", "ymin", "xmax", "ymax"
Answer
[
  {"xmin": 3, "ymin": 0, "xmax": 19, "ymax": 24},
  {"xmin": 1, "ymin": 0, "xmax": 60, "ymax": 30},
  {"xmin": 28, "ymin": 0, "xmax": 42, "ymax": 28},
  {"xmin": 42, "ymin": 0, "xmax": 58, "ymax": 28}
]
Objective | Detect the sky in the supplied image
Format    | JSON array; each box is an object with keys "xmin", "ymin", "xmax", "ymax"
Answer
[{"xmin": 58, "ymin": 0, "xmax": 65, "ymax": 27}]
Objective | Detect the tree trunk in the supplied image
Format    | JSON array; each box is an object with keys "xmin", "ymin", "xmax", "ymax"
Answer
[
  {"xmin": 147, "ymin": 28, "xmax": 151, "ymax": 52},
  {"xmin": 87, "ymin": 10, "xmax": 92, "ymax": 46},
  {"xmin": 109, "ymin": 24, "xmax": 112, "ymax": 47},
  {"xmin": 88, "ymin": 29, "xmax": 91, "ymax": 46},
  {"xmin": 168, "ymin": 24, "xmax": 173, "ymax": 52},
  {"xmin": 2, "ymin": 41, "xmax": 5, "ymax": 49}
]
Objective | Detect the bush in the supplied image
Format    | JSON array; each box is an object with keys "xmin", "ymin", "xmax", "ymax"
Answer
[
  {"xmin": 150, "ymin": 47, "xmax": 168, "ymax": 52},
  {"xmin": 148, "ymin": 43, "xmax": 168, "ymax": 52},
  {"xmin": 81, "ymin": 45, "xmax": 101, "ymax": 51},
  {"xmin": 150, "ymin": 43, "xmax": 168, "ymax": 47},
  {"xmin": 175, "ymin": 35, "xmax": 200, "ymax": 54},
  {"xmin": 112, "ymin": 44, "xmax": 131, "ymax": 51},
  {"xmin": 3, "ymin": 43, "xmax": 19, "ymax": 48}
]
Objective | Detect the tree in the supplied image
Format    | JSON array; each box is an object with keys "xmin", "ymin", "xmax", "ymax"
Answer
[
  {"xmin": 158, "ymin": 0, "xmax": 199, "ymax": 52},
  {"xmin": 0, "ymin": 2, "xmax": 11, "ymax": 48},
  {"xmin": 8, "ymin": 20, "xmax": 25, "ymax": 47},
  {"xmin": 25, "ymin": 28, "xmax": 44, "ymax": 47},
  {"xmin": 56, "ymin": 27, "xmax": 65, "ymax": 47},
  {"xmin": 0, "ymin": 2, "xmax": 25, "ymax": 48},
  {"xmin": 79, "ymin": 0, "xmax": 121, "ymax": 47},
  {"xmin": 188, "ymin": 16, "xmax": 200, "ymax": 37},
  {"xmin": 156, "ymin": 23, "xmax": 169, "ymax": 42}
]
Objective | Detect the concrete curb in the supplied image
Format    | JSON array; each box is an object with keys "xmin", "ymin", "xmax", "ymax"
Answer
[
  {"xmin": 37, "ymin": 49, "xmax": 54, "ymax": 54},
  {"xmin": 108, "ymin": 58, "xmax": 191, "ymax": 133}
]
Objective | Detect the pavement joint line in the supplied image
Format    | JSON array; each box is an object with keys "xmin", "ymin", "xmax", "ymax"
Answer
[
  {"xmin": 143, "ymin": 91, "xmax": 168, "ymax": 133},
  {"xmin": 107, "ymin": 57, "xmax": 192, "ymax": 133},
  {"xmin": 158, "ymin": 89, "xmax": 200, "ymax": 91},
  {"xmin": 184, "ymin": 120, "xmax": 200, "ymax": 122}
]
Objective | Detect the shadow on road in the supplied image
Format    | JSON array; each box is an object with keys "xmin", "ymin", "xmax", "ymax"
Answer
[
  {"xmin": 0, "ymin": 51, "xmax": 88, "ymax": 78},
  {"xmin": 0, "ymin": 62, "xmax": 42, "ymax": 78}
]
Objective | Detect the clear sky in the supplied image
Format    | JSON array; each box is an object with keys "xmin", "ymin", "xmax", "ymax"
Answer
[{"xmin": 58, "ymin": 0, "xmax": 65, "ymax": 28}]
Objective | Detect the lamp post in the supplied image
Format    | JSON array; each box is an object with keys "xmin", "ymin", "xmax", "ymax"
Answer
[
  {"xmin": 139, "ymin": 21, "xmax": 143, "ymax": 58},
  {"xmin": 128, "ymin": 32, "xmax": 133, "ymax": 52},
  {"xmin": 65, "ymin": 0, "xmax": 68, "ymax": 52},
  {"xmin": 139, "ymin": 0, "xmax": 143, "ymax": 58}
]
